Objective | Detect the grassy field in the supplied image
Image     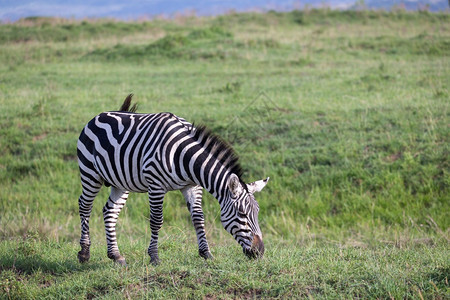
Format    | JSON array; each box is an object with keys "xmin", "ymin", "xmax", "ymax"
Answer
[{"xmin": 0, "ymin": 9, "xmax": 449, "ymax": 299}]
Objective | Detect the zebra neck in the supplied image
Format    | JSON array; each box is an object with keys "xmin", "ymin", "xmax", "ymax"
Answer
[{"xmin": 189, "ymin": 159, "xmax": 230, "ymax": 206}]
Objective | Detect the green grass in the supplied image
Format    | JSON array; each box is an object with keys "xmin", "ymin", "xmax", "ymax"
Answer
[
  {"xmin": 0, "ymin": 9, "xmax": 449, "ymax": 298},
  {"xmin": 1, "ymin": 235, "xmax": 448, "ymax": 299}
]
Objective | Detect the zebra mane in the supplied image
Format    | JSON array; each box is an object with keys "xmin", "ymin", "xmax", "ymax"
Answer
[
  {"xmin": 191, "ymin": 124, "xmax": 245, "ymax": 184},
  {"xmin": 119, "ymin": 94, "xmax": 139, "ymax": 113},
  {"xmin": 116, "ymin": 95, "xmax": 246, "ymax": 186}
]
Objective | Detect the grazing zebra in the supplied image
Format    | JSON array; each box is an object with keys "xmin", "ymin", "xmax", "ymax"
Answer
[{"xmin": 77, "ymin": 94, "xmax": 269, "ymax": 265}]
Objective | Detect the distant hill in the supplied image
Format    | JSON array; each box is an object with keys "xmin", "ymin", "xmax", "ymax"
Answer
[
  {"xmin": 0, "ymin": 0, "xmax": 448, "ymax": 21},
  {"xmin": 365, "ymin": 0, "xmax": 448, "ymax": 11}
]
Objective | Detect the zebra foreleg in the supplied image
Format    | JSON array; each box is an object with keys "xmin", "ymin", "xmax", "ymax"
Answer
[
  {"xmin": 77, "ymin": 178, "xmax": 102, "ymax": 263},
  {"xmin": 103, "ymin": 187, "xmax": 129, "ymax": 266},
  {"xmin": 181, "ymin": 185, "xmax": 213, "ymax": 260},
  {"xmin": 148, "ymin": 187, "xmax": 166, "ymax": 265}
]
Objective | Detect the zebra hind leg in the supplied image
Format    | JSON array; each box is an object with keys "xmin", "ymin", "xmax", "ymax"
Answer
[
  {"xmin": 181, "ymin": 186, "xmax": 213, "ymax": 260},
  {"xmin": 103, "ymin": 186, "xmax": 129, "ymax": 266},
  {"xmin": 77, "ymin": 178, "xmax": 103, "ymax": 263}
]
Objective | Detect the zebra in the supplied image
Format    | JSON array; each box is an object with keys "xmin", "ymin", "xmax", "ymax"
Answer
[{"xmin": 77, "ymin": 94, "xmax": 269, "ymax": 265}]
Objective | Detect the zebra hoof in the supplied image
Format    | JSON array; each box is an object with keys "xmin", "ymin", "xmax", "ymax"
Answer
[
  {"xmin": 108, "ymin": 253, "xmax": 127, "ymax": 266},
  {"xmin": 78, "ymin": 250, "xmax": 90, "ymax": 263},
  {"xmin": 200, "ymin": 251, "xmax": 214, "ymax": 260},
  {"xmin": 150, "ymin": 257, "xmax": 160, "ymax": 266},
  {"xmin": 114, "ymin": 257, "xmax": 127, "ymax": 266}
]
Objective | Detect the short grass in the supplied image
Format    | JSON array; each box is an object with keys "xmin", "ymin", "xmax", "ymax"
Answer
[
  {"xmin": 1, "ymin": 235, "xmax": 448, "ymax": 299},
  {"xmin": 0, "ymin": 9, "xmax": 449, "ymax": 299}
]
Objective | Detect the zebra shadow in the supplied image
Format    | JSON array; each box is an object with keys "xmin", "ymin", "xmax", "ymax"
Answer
[{"xmin": 0, "ymin": 250, "xmax": 103, "ymax": 276}]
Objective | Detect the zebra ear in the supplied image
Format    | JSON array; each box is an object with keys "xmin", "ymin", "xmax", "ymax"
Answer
[
  {"xmin": 247, "ymin": 177, "xmax": 269, "ymax": 193},
  {"xmin": 228, "ymin": 173, "xmax": 243, "ymax": 197}
]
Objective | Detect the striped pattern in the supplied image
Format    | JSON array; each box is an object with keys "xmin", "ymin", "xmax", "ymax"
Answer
[{"xmin": 77, "ymin": 95, "xmax": 268, "ymax": 265}]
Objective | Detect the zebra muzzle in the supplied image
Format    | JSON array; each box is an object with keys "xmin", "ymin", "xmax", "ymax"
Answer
[{"xmin": 244, "ymin": 234, "xmax": 264, "ymax": 258}]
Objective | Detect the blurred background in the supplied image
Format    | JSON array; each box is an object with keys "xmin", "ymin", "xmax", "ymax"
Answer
[{"xmin": 1, "ymin": 0, "xmax": 449, "ymax": 21}]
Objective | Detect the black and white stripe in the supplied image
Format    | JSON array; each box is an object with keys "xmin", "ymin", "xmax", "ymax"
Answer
[{"xmin": 77, "ymin": 95, "xmax": 268, "ymax": 265}]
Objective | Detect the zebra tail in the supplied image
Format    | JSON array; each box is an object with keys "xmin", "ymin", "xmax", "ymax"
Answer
[{"xmin": 119, "ymin": 94, "xmax": 138, "ymax": 112}]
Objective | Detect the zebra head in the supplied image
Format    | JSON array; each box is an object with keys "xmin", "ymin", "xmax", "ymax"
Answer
[{"xmin": 221, "ymin": 174, "xmax": 269, "ymax": 259}]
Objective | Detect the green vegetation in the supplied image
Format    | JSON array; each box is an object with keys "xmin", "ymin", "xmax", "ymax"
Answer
[
  {"xmin": 0, "ymin": 9, "xmax": 449, "ymax": 298},
  {"xmin": 1, "ymin": 236, "xmax": 448, "ymax": 299}
]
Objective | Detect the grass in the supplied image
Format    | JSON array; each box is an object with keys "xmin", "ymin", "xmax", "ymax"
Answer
[
  {"xmin": 0, "ymin": 9, "xmax": 449, "ymax": 298},
  {"xmin": 1, "ymin": 235, "xmax": 448, "ymax": 299}
]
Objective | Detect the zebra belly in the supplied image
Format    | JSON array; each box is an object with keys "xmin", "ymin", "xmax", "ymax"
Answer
[{"xmin": 91, "ymin": 150, "xmax": 149, "ymax": 193}]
